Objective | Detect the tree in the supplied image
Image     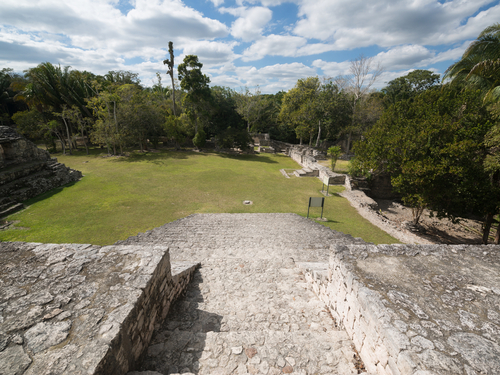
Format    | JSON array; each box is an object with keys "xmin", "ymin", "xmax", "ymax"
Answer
[
  {"xmin": 382, "ymin": 70, "xmax": 440, "ymax": 105},
  {"xmin": 235, "ymin": 87, "xmax": 268, "ymax": 132},
  {"xmin": 163, "ymin": 41, "xmax": 177, "ymax": 116},
  {"xmin": 443, "ymin": 23, "xmax": 500, "ymax": 102},
  {"xmin": 316, "ymin": 79, "xmax": 352, "ymax": 145},
  {"xmin": 353, "ymin": 87, "xmax": 499, "ymax": 242},
  {"xmin": 279, "ymin": 77, "xmax": 321, "ymax": 145},
  {"xmin": 208, "ymin": 86, "xmax": 251, "ymax": 151},
  {"xmin": 328, "ymin": 146, "xmax": 342, "ymax": 171},
  {"xmin": 345, "ymin": 54, "xmax": 383, "ymax": 152},
  {"xmin": 178, "ymin": 55, "xmax": 211, "ymax": 144}
]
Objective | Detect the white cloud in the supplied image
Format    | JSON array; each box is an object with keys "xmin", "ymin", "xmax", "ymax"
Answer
[
  {"xmin": 180, "ymin": 40, "xmax": 238, "ymax": 67},
  {"xmin": 220, "ymin": 6, "xmax": 272, "ymax": 42},
  {"xmin": 293, "ymin": 0, "xmax": 498, "ymax": 49},
  {"xmin": 0, "ymin": 0, "xmax": 229, "ymax": 59},
  {"xmin": 241, "ymin": 34, "xmax": 307, "ymax": 61},
  {"xmin": 209, "ymin": 0, "xmax": 225, "ymax": 6},
  {"xmin": 312, "ymin": 59, "xmax": 350, "ymax": 77},
  {"xmin": 373, "ymin": 45, "xmax": 435, "ymax": 71}
]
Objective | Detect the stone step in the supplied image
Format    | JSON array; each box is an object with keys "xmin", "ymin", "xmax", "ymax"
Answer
[
  {"xmin": 134, "ymin": 257, "xmax": 362, "ymax": 375},
  {"xmin": 294, "ymin": 169, "xmax": 306, "ymax": 177},
  {"xmin": 0, "ymin": 202, "xmax": 24, "ymax": 218}
]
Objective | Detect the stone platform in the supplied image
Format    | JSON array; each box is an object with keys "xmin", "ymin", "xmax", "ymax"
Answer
[
  {"xmin": 2, "ymin": 214, "xmax": 500, "ymax": 375},
  {"xmin": 0, "ymin": 242, "xmax": 198, "ymax": 375},
  {"xmin": 301, "ymin": 244, "xmax": 500, "ymax": 375}
]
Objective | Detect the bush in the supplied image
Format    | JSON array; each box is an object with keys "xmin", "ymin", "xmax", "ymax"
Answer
[{"xmin": 193, "ymin": 129, "xmax": 206, "ymax": 149}]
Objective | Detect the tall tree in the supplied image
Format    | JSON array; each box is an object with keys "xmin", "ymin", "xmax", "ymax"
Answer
[
  {"xmin": 279, "ymin": 77, "xmax": 321, "ymax": 145},
  {"xmin": 163, "ymin": 41, "xmax": 177, "ymax": 116},
  {"xmin": 443, "ymin": 23, "xmax": 500, "ymax": 102},
  {"xmin": 382, "ymin": 70, "xmax": 440, "ymax": 105},
  {"xmin": 235, "ymin": 87, "xmax": 268, "ymax": 132},
  {"xmin": 178, "ymin": 55, "xmax": 211, "ymax": 141},
  {"xmin": 346, "ymin": 54, "xmax": 383, "ymax": 153}
]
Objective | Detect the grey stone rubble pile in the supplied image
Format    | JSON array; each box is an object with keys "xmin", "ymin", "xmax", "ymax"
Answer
[
  {"xmin": 0, "ymin": 126, "xmax": 81, "ymax": 214},
  {"xmin": 300, "ymin": 244, "xmax": 500, "ymax": 375},
  {"xmin": 119, "ymin": 213, "xmax": 368, "ymax": 374},
  {"xmin": 0, "ymin": 241, "xmax": 198, "ymax": 375}
]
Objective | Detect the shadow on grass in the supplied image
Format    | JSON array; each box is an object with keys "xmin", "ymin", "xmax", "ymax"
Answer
[
  {"xmin": 107, "ymin": 149, "xmax": 280, "ymax": 164},
  {"xmin": 22, "ymin": 180, "xmax": 80, "ymax": 206},
  {"xmin": 215, "ymin": 152, "xmax": 279, "ymax": 164},
  {"xmin": 110, "ymin": 150, "xmax": 190, "ymax": 164}
]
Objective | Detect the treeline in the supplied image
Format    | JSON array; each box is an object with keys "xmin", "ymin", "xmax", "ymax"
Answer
[
  {"xmin": 352, "ymin": 23, "xmax": 500, "ymax": 244},
  {"xmin": 0, "ymin": 52, "xmax": 390, "ymax": 157},
  {"xmin": 0, "ymin": 55, "xmax": 294, "ymax": 155}
]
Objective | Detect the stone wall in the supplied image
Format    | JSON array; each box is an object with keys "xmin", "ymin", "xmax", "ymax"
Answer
[
  {"xmin": 0, "ymin": 242, "xmax": 199, "ymax": 375},
  {"xmin": 300, "ymin": 244, "xmax": 500, "ymax": 375},
  {"xmin": 286, "ymin": 143, "xmax": 346, "ymax": 185},
  {"xmin": 0, "ymin": 126, "xmax": 82, "ymax": 206},
  {"xmin": 250, "ymin": 133, "xmax": 270, "ymax": 146}
]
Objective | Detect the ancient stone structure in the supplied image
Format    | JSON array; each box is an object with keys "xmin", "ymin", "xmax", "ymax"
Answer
[
  {"xmin": 301, "ymin": 243, "xmax": 500, "ymax": 375},
  {"xmin": 250, "ymin": 133, "xmax": 270, "ymax": 147},
  {"xmin": 2, "ymin": 213, "xmax": 500, "ymax": 375},
  {"xmin": 0, "ymin": 241, "xmax": 198, "ymax": 375},
  {"xmin": 0, "ymin": 126, "xmax": 81, "ymax": 216}
]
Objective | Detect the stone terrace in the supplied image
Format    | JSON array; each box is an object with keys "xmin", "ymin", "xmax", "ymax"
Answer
[
  {"xmin": 120, "ymin": 213, "xmax": 368, "ymax": 375},
  {"xmin": 2, "ymin": 214, "xmax": 500, "ymax": 375}
]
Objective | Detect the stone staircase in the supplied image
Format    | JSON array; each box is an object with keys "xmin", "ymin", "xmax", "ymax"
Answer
[
  {"xmin": 293, "ymin": 167, "xmax": 318, "ymax": 178},
  {"xmin": 120, "ymin": 213, "xmax": 368, "ymax": 375},
  {"xmin": 0, "ymin": 197, "xmax": 24, "ymax": 218},
  {"xmin": 137, "ymin": 258, "xmax": 359, "ymax": 375}
]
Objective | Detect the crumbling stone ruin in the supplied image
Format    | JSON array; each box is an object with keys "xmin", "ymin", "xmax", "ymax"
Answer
[
  {"xmin": 0, "ymin": 126, "xmax": 82, "ymax": 217},
  {"xmin": 2, "ymin": 214, "xmax": 499, "ymax": 374}
]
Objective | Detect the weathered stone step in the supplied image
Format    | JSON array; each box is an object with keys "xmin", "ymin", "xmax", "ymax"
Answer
[
  {"xmin": 134, "ymin": 256, "xmax": 362, "ymax": 375},
  {"xmin": 0, "ymin": 202, "xmax": 24, "ymax": 218}
]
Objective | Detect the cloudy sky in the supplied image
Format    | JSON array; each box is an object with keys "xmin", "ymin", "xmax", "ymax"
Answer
[{"xmin": 1, "ymin": 0, "xmax": 499, "ymax": 93}]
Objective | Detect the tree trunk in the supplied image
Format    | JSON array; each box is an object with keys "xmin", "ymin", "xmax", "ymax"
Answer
[
  {"xmin": 81, "ymin": 126, "xmax": 89, "ymax": 155},
  {"xmin": 171, "ymin": 78, "xmax": 176, "ymax": 117},
  {"xmin": 346, "ymin": 131, "xmax": 352, "ymax": 154},
  {"xmin": 54, "ymin": 132, "xmax": 65, "ymax": 154},
  {"xmin": 315, "ymin": 120, "xmax": 321, "ymax": 148},
  {"xmin": 299, "ymin": 137, "xmax": 303, "ymax": 145},
  {"xmin": 495, "ymin": 218, "xmax": 500, "ymax": 245},
  {"xmin": 62, "ymin": 117, "xmax": 73, "ymax": 155},
  {"xmin": 482, "ymin": 212, "xmax": 494, "ymax": 244}
]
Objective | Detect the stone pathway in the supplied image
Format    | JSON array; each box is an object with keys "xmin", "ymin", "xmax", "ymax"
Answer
[{"xmin": 120, "ymin": 214, "xmax": 367, "ymax": 375}]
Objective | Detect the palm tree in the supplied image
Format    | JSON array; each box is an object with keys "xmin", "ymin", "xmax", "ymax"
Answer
[{"xmin": 444, "ymin": 23, "xmax": 500, "ymax": 101}]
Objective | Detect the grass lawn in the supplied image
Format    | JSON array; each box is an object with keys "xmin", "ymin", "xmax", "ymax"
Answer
[
  {"xmin": 1, "ymin": 148, "xmax": 399, "ymax": 245},
  {"xmin": 317, "ymin": 159, "xmax": 350, "ymax": 173}
]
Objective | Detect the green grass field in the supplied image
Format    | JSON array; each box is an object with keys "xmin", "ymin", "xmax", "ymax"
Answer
[{"xmin": 1, "ymin": 149, "xmax": 399, "ymax": 245}]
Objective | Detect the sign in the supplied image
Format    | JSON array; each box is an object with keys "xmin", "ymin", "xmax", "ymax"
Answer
[{"xmin": 307, "ymin": 197, "xmax": 325, "ymax": 219}]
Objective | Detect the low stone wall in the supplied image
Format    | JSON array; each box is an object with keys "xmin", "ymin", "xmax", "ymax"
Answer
[
  {"xmin": 299, "ymin": 244, "xmax": 500, "ymax": 375},
  {"xmin": 0, "ymin": 242, "xmax": 199, "ymax": 375},
  {"xmin": 287, "ymin": 145, "xmax": 346, "ymax": 185}
]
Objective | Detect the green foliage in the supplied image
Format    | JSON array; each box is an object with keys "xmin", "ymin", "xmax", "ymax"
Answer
[
  {"xmin": 444, "ymin": 23, "xmax": 500, "ymax": 102},
  {"xmin": 382, "ymin": 70, "xmax": 440, "ymax": 105},
  {"xmin": 354, "ymin": 86, "xmax": 499, "ymax": 233},
  {"xmin": 328, "ymin": 146, "xmax": 342, "ymax": 171},
  {"xmin": 193, "ymin": 129, "xmax": 206, "ymax": 149}
]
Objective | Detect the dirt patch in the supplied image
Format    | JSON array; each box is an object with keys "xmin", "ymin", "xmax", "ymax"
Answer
[{"xmin": 340, "ymin": 190, "xmax": 487, "ymax": 244}]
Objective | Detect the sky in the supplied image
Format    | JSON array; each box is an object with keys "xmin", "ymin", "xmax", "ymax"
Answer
[{"xmin": 1, "ymin": 0, "xmax": 499, "ymax": 94}]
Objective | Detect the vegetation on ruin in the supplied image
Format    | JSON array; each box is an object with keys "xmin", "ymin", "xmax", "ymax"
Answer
[{"xmin": 0, "ymin": 149, "xmax": 398, "ymax": 246}]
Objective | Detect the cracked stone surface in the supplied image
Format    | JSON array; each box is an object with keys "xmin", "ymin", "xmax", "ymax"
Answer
[{"xmin": 121, "ymin": 213, "xmax": 367, "ymax": 375}]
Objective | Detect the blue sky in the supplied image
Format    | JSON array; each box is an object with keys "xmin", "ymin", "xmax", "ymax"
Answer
[{"xmin": 1, "ymin": 0, "xmax": 499, "ymax": 93}]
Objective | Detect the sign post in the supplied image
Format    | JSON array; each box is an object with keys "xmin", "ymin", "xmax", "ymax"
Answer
[{"xmin": 307, "ymin": 197, "xmax": 325, "ymax": 219}]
